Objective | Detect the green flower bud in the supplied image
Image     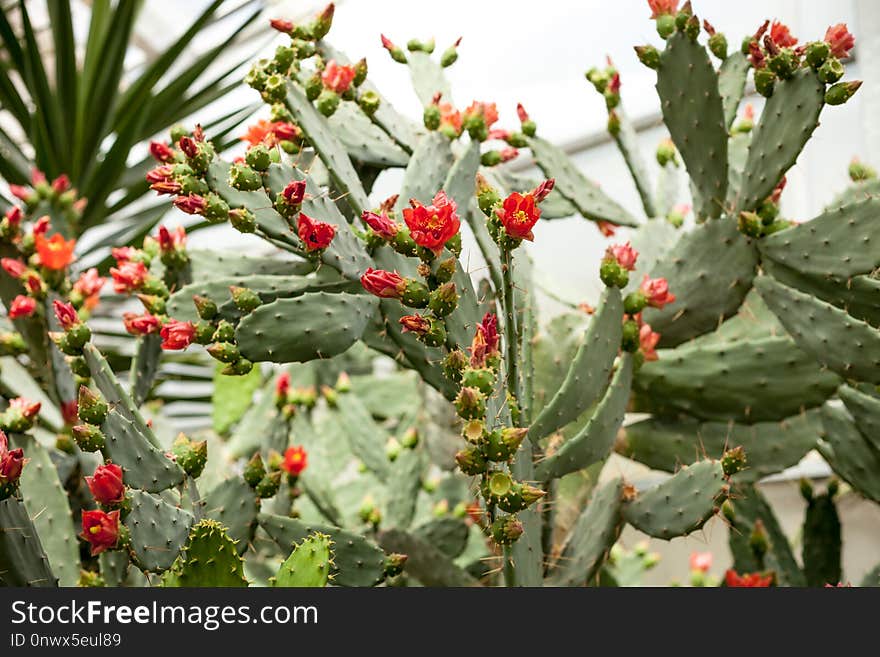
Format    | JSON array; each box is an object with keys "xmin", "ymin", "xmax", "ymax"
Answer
[
  {"xmin": 72, "ymin": 423, "xmax": 105, "ymax": 452},
  {"xmin": 171, "ymin": 433, "xmax": 208, "ymax": 478},
  {"xmin": 78, "ymin": 386, "xmax": 108, "ymax": 425}
]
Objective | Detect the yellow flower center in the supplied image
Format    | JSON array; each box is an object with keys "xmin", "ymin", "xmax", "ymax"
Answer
[{"xmin": 89, "ymin": 526, "xmax": 101, "ymax": 535}]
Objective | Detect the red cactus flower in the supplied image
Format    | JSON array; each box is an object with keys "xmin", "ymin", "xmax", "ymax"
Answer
[
  {"xmin": 51, "ymin": 174, "xmax": 70, "ymax": 194},
  {"xmin": 110, "ymin": 260, "xmax": 148, "ymax": 294},
  {"xmin": 35, "ymin": 233, "xmax": 76, "ymax": 270},
  {"xmin": 157, "ymin": 225, "xmax": 186, "ymax": 253},
  {"xmin": 9, "ymin": 184, "xmax": 31, "ymax": 202},
  {"xmin": 639, "ymin": 276, "xmax": 676, "ymax": 309},
  {"xmin": 111, "ymin": 246, "xmax": 138, "ymax": 264},
  {"xmin": 80, "ymin": 509, "xmax": 120, "ymax": 556},
  {"xmin": 86, "ymin": 463, "xmax": 125, "ymax": 505},
  {"xmin": 152, "ymin": 180, "xmax": 182, "ymax": 195},
  {"xmin": 61, "ymin": 400, "xmax": 78, "ymax": 425},
  {"xmin": 241, "ymin": 119, "xmax": 275, "ymax": 146},
  {"xmin": 8, "ymin": 397, "xmax": 41, "ymax": 421},
  {"xmin": 361, "ymin": 210, "xmax": 399, "ymax": 240},
  {"xmin": 825, "ymin": 23, "xmax": 855, "ymax": 59},
  {"xmin": 178, "ymin": 136, "xmax": 198, "ymax": 158},
  {"xmin": 606, "ymin": 242, "xmax": 638, "ymax": 271},
  {"xmin": 270, "ymin": 17, "xmax": 294, "ymax": 33},
  {"xmin": 647, "ymin": 0, "xmax": 678, "ymax": 18},
  {"xmin": 173, "ymin": 194, "xmax": 206, "ymax": 215},
  {"xmin": 282, "ymin": 445, "xmax": 308, "ymax": 476},
  {"xmin": 0, "ymin": 430, "xmax": 27, "ymax": 485},
  {"xmin": 769, "ymin": 20, "xmax": 797, "ymax": 47},
  {"xmin": 321, "ymin": 60, "xmax": 356, "ymax": 94},
  {"xmin": 463, "ymin": 101, "xmax": 499, "ymax": 128},
  {"xmin": 282, "ymin": 180, "xmax": 307, "ymax": 205},
  {"xmin": 360, "ymin": 268, "xmax": 405, "ymax": 299},
  {"xmin": 1, "ymin": 258, "xmax": 26, "ymax": 279},
  {"xmin": 597, "ymin": 221, "xmax": 616, "ymax": 237},
  {"xmin": 402, "ymin": 191, "xmax": 460, "ymax": 253},
  {"xmin": 690, "ymin": 551, "xmax": 713, "ymax": 573},
  {"xmin": 748, "ymin": 41, "xmax": 766, "ymax": 68},
  {"xmin": 477, "ymin": 312, "xmax": 500, "ymax": 355},
  {"xmin": 469, "ymin": 330, "xmax": 488, "ymax": 368},
  {"xmin": 53, "ymin": 300, "xmax": 80, "ymax": 329},
  {"xmin": 73, "ymin": 268, "xmax": 105, "ymax": 310},
  {"xmin": 439, "ymin": 102, "xmax": 462, "ymax": 135},
  {"xmin": 399, "ymin": 314, "xmax": 431, "ymax": 335},
  {"xmin": 272, "ymin": 122, "xmax": 301, "ymax": 142},
  {"xmin": 725, "ymin": 569, "xmax": 773, "ymax": 587},
  {"xmin": 496, "ymin": 191, "xmax": 541, "ymax": 241},
  {"xmin": 160, "ymin": 320, "xmax": 195, "ymax": 350},
  {"xmin": 32, "ymin": 216, "xmax": 50, "ymax": 236},
  {"xmin": 8, "ymin": 295, "xmax": 36, "ymax": 319},
  {"xmin": 149, "ymin": 141, "xmax": 175, "ymax": 163},
  {"xmin": 123, "ymin": 312, "xmax": 161, "ymax": 336},
  {"xmin": 532, "ymin": 178, "xmax": 556, "ymax": 202},
  {"xmin": 275, "ymin": 372, "xmax": 291, "ymax": 399},
  {"xmin": 297, "ymin": 213, "xmax": 336, "ymax": 252},
  {"xmin": 639, "ymin": 323, "xmax": 660, "ymax": 362},
  {"xmin": 4, "ymin": 206, "xmax": 22, "ymax": 227},
  {"xmin": 145, "ymin": 165, "xmax": 174, "ymax": 184}
]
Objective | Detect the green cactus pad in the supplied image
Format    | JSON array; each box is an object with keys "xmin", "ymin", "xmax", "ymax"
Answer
[
  {"xmin": 161, "ymin": 520, "xmax": 248, "ymax": 587},
  {"xmin": 818, "ymin": 404, "xmax": 880, "ymax": 503},
  {"xmin": 529, "ymin": 287, "xmax": 623, "ymax": 441},
  {"xmin": 761, "ymin": 258, "xmax": 880, "ymax": 329},
  {"xmin": 760, "ymin": 197, "xmax": 880, "ymax": 280},
  {"xmin": 9, "ymin": 434, "xmax": 78, "ymax": 586},
  {"xmin": 406, "ymin": 50, "xmax": 452, "ymax": 106},
  {"xmin": 0, "ymin": 496, "xmax": 56, "ymax": 586},
  {"xmin": 621, "ymin": 411, "xmax": 821, "ymax": 484},
  {"xmin": 444, "ymin": 141, "xmax": 480, "ymax": 211},
  {"xmin": 258, "ymin": 513, "xmax": 386, "ymax": 587},
  {"xmin": 634, "ymin": 335, "xmax": 840, "ymax": 422},
  {"xmin": 490, "ymin": 168, "xmax": 577, "ymax": 219},
  {"xmin": 129, "ymin": 334, "xmax": 161, "ymax": 406},
  {"xmin": 411, "ymin": 518, "xmax": 469, "ymax": 559},
  {"xmin": 802, "ymin": 488, "xmax": 842, "ymax": 587},
  {"xmin": 734, "ymin": 68, "xmax": 824, "ymax": 213},
  {"xmin": 385, "ymin": 448, "xmax": 423, "ymax": 528},
  {"xmin": 99, "ymin": 552, "xmax": 130, "ymax": 587},
  {"xmin": 186, "ymin": 249, "xmax": 311, "ymax": 280},
  {"xmin": 839, "ymin": 384, "xmax": 880, "ymax": 453},
  {"xmin": 284, "ymin": 80, "xmax": 369, "ymax": 212},
  {"xmin": 642, "ymin": 217, "xmax": 758, "ymax": 347},
  {"xmin": 273, "ymin": 532, "xmax": 334, "ymax": 587},
  {"xmin": 622, "ymin": 459, "xmax": 727, "ymax": 540},
  {"xmin": 535, "ymin": 354, "xmax": 633, "ymax": 481},
  {"xmin": 82, "ymin": 343, "xmax": 162, "ymax": 449},
  {"xmin": 656, "ymin": 33, "xmax": 728, "ymax": 219},
  {"xmin": 203, "ymin": 477, "xmax": 259, "ymax": 555},
  {"xmin": 727, "ymin": 484, "xmax": 805, "ymax": 586},
  {"xmin": 125, "ymin": 490, "xmax": 194, "ymax": 572},
  {"xmin": 725, "ymin": 131, "xmax": 751, "ymax": 205},
  {"xmin": 547, "ymin": 478, "xmax": 625, "ymax": 586},
  {"xmin": 626, "ymin": 219, "xmax": 680, "ymax": 294},
  {"xmin": 236, "ymin": 292, "xmax": 378, "ymax": 363},
  {"xmin": 395, "ymin": 131, "xmax": 453, "ymax": 213},
  {"xmin": 333, "ymin": 393, "xmax": 391, "ymax": 481},
  {"xmin": 527, "ymin": 135, "xmax": 637, "ymax": 226},
  {"xmin": 612, "ymin": 108, "xmax": 656, "ymax": 217},
  {"xmin": 826, "ymin": 177, "xmax": 880, "ymax": 211},
  {"xmin": 755, "ymin": 275, "xmax": 880, "ymax": 383},
  {"xmin": 102, "ymin": 410, "xmax": 185, "ymax": 492},
  {"xmin": 718, "ymin": 51, "xmax": 749, "ymax": 128},
  {"xmin": 327, "ymin": 101, "xmax": 409, "ymax": 167},
  {"xmin": 377, "ymin": 528, "xmax": 482, "ymax": 586}
]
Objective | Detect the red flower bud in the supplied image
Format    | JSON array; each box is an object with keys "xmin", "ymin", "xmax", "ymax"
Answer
[
  {"xmin": 402, "ymin": 191, "xmax": 460, "ymax": 253},
  {"xmin": 606, "ymin": 242, "xmax": 638, "ymax": 271},
  {"xmin": 110, "ymin": 260, "xmax": 149, "ymax": 294},
  {"xmin": 32, "ymin": 216, "xmax": 50, "ymax": 236},
  {"xmin": 53, "ymin": 299, "xmax": 80, "ymax": 329},
  {"xmin": 272, "ymin": 122, "xmax": 301, "ymax": 142},
  {"xmin": 597, "ymin": 221, "xmax": 616, "ymax": 237},
  {"xmin": 4, "ymin": 206, "xmax": 22, "ymax": 227},
  {"xmin": 690, "ymin": 551, "xmax": 712, "ymax": 573},
  {"xmin": 145, "ymin": 165, "xmax": 174, "ymax": 184},
  {"xmin": 9, "ymin": 184, "xmax": 31, "ymax": 202},
  {"xmin": 0, "ymin": 430, "xmax": 26, "ymax": 486},
  {"xmin": 80, "ymin": 509, "xmax": 120, "ymax": 555},
  {"xmin": 360, "ymin": 268, "xmax": 405, "ymax": 299},
  {"xmin": 269, "ymin": 17, "xmax": 294, "ymax": 33},
  {"xmin": 123, "ymin": 312, "xmax": 161, "ymax": 336},
  {"xmin": 516, "ymin": 102, "xmax": 530, "ymax": 123},
  {"xmin": 297, "ymin": 213, "xmax": 336, "ymax": 252},
  {"xmin": 61, "ymin": 400, "xmax": 78, "ymax": 425},
  {"xmin": 157, "ymin": 225, "xmax": 186, "ymax": 252},
  {"xmin": 173, "ymin": 194, "xmax": 207, "ymax": 215},
  {"xmin": 282, "ymin": 445, "xmax": 308, "ymax": 476},
  {"xmin": 462, "ymin": 101, "xmax": 499, "ymax": 129},
  {"xmin": 1, "ymin": 258, "xmax": 26, "ymax": 279},
  {"xmin": 149, "ymin": 141, "xmax": 175, "ymax": 163},
  {"xmin": 178, "ymin": 136, "xmax": 198, "ymax": 158},
  {"xmin": 639, "ymin": 323, "xmax": 660, "ymax": 361},
  {"xmin": 160, "ymin": 319, "xmax": 195, "ymax": 350},
  {"xmin": 639, "ymin": 276, "xmax": 676, "ymax": 309},
  {"xmin": 7, "ymin": 295, "xmax": 35, "ymax": 319},
  {"xmin": 25, "ymin": 275, "xmax": 43, "ymax": 296},
  {"xmin": 51, "ymin": 174, "xmax": 70, "ymax": 194},
  {"xmin": 532, "ymin": 178, "xmax": 555, "ymax": 203},
  {"xmin": 73, "ymin": 268, "xmax": 106, "ymax": 300},
  {"xmin": 361, "ymin": 210, "xmax": 398, "ymax": 240},
  {"xmin": 282, "ymin": 180, "xmax": 307, "ymax": 205},
  {"xmin": 275, "ymin": 373, "xmax": 290, "ymax": 399},
  {"xmin": 399, "ymin": 314, "xmax": 431, "ymax": 335},
  {"xmin": 8, "ymin": 397, "xmax": 41, "ymax": 421},
  {"xmin": 111, "ymin": 246, "xmax": 138, "ymax": 264},
  {"xmin": 86, "ymin": 463, "xmax": 125, "ymax": 505}
]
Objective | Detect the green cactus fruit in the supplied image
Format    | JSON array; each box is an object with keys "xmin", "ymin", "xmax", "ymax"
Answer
[
  {"xmin": 455, "ymin": 445, "xmax": 488, "ymax": 476},
  {"xmin": 484, "ymin": 427, "xmax": 527, "ymax": 462},
  {"xmin": 245, "ymin": 145, "xmax": 271, "ymax": 171},
  {"xmin": 460, "ymin": 367, "xmax": 495, "ymax": 395},
  {"xmin": 385, "ymin": 436, "xmax": 402, "ymax": 462},
  {"xmin": 454, "ymin": 386, "xmax": 486, "ymax": 420},
  {"xmin": 400, "ymin": 428, "xmax": 419, "ymax": 449},
  {"xmin": 768, "ymin": 49, "xmax": 797, "ymax": 80},
  {"xmin": 255, "ymin": 470, "xmax": 282, "ymax": 498},
  {"xmin": 229, "ymin": 163, "xmax": 263, "ymax": 191},
  {"xmin": 708, "ymin": 32, "xmax": 728, "ymax": 59},
  {"xmin": 193, "ymin": 320, "xmax": 215, "ymax": 345},
  {"xmin": 243, "ymin": 453, "xmax": 266, "ymax": 488},
  {"xmin": 171, "ymin": 433, "xmax": 208, "ymax": 478},
  {"xmin": 273, "ymin": 532, "xmax": 334, "ymax": 587},
  {"xmin": 316, "ymin": 89, "xmax": 340, "ymax": 117},
  {"xmin": 212, "ymin": 320, "xmax": 235, "ymax": 343},
  {"xmin": 192, "ymin": 294, "xmax": 218, "ymax": 320},
  {"xmin": 818, "ymin": 56, "xmax": 844, "ymax": 84},
  {"xmin": 229, "ymin": 286, "xmax": 262, "ymax": 314},
  {"xmin": 848, "ymin": 159, "xmax": 877, "ymax": 181},
  {"xmin": 634, "ymin": 45, "xmax": 660, "ymax": 69},
  {"xmin": 207, "ymin": 342, "xmax": 240, "ymax": 364},
  {"xmin": 358, "ymin": 90, "xmax": 380, "ymax": 116},
  {"xmin": 754, "ymin": 68, "xmax": 776, "ymax": 97},
  {"xmin": 442, "ymin": 349, "xmax": 467, "ymax": 383},
  {"xmin": 263, "ymin": 73, "xmax": 287, "ymax": 103},
  {"xmin": 161, "ymin": 520, "xmax": 247, "ymax": 587},
  {"xmin": 621, "ymin": 319, "xmax": 640, "ymax": 352},
  {"xmin": 77, "ymin": 385, "xmax": 108, "ymax": 425},
  {"xmin": 72, "ymin": 423, "xmax": 105, "ymax": 452},
  {"xmin": 203, "ymin": 192, "xmax": 229, "ymax": 223},
  {"xmin": 825, "ymin": 80, "xmax": 861, "ymax": 106},
  {"xmin": 490, "ymin": 515, "xmax": 523, "ymax": 545},
  {"xmin": 721, "ymin": 446, "xmax": 748, "ymax": 477},
  {"xmin": 399, "ymin": 278, "xmax": 429, "ymax": 308},
  {"xmin": 805, "ymin": 40, "xmax": 830, "ymax": 69},
  {"xmin": 384, "ymin": 552, "xmax": 408, "ymax": 578}
]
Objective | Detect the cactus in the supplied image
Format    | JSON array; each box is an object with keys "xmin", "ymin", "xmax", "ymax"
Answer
[{"xmin": 0, "ymin": 3, "xmax": 874, "ymax": 588}]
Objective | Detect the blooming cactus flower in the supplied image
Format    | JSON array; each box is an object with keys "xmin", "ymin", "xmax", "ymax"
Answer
[
  {"xmin": 157, "ymin": 225, "xmax": 187, "ymax": 253},
  {"xmin": 496, "ymin": 191, "xmax": 542, "ymax": 241},
  {"xmin": 402, "ymin": 191, "xmax": 460, "ymax": 253},
  {"xmin": 110, "ymin": 260, "xmax": 149, "ymax": 294},
  {"xmin": 160, "ymin": 320, "xmax": 196, "ymax": 350},
  {"xmin": 769, "ymin": 21, "xmax": 797, "ymax": 47},
  {"xmin": 477, "ymin": 312, "xmax": 500, "ymax": 355},
  {"xmin": 80, "ymin": 509, "xmax": 121, "ymax": 555},
  {"xmin": 360, "ymin": 268, "xmax": 406, "ymax": 299},
  {"xmin": 825, "ymin": 23, "xmax": 855, "ymax": 58},
  {"xmin": 689, "ymin": 551, "xmax": 713, "ymax": 573},
  {"xmin": 297, "ymin": 213, "xmax": 336, "ymax": 251},
  {"xmin": 647, "ymin": 0, "xmax": 678, "ymax": 18},
  {"xmin": 53, "ymin": 300, "xmax": 80, "ymax": 330},
  {"xmin": 606, "ymin": 242, "xmax": 638, "ymax": 271},
  {"xmin": 321, "ymin": 60, "xmax": 356, "ymax": 94},
  {"xmin": 463, "ymin": 101, "xmax": 499, "ymax": 128},
  {"xmin": 725, "ymin": 569, "xmax": 773, "ymax": 587},
  {"xmin": 283, "ymin": 180, "xmax": 307, "ymax": 206},
  {"xmin": 639, "ymin": 323, "xmax": 660, "ymax": 361},
  {"xmin": 282, "ymin": 446, "xmax": 308, "ymax": 477},
  {"xmin": 86, "ymin": 463, "xmax": 125, "ymax": 505},
  {"xmin": 123, "ymin": 312, "xmax": 161, "ymax": 336},
  {"xmin": 149, "ymin": 141, "xmax": 175, "ymax": 162},
  {"xmin": 439, "ymin": 102, "xmax": 462, "ymax": 135},
  {"xmin": 8, "ymin": 295, "xmax": 36, "ymax": 319},
  {"xmin": 73, "ymin": 268, "xmax": 105, "ymax": 310},
  {"xmin": 0, "ymin": 430, "xmax": 27, "ymax": 486},
  {"xmin": 35, "ymin": 233, "xmax": 76, "ymax": 270},
  {"xmin": 639, "ymin": 276, "xmax": 676, "ymax": 309}
]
